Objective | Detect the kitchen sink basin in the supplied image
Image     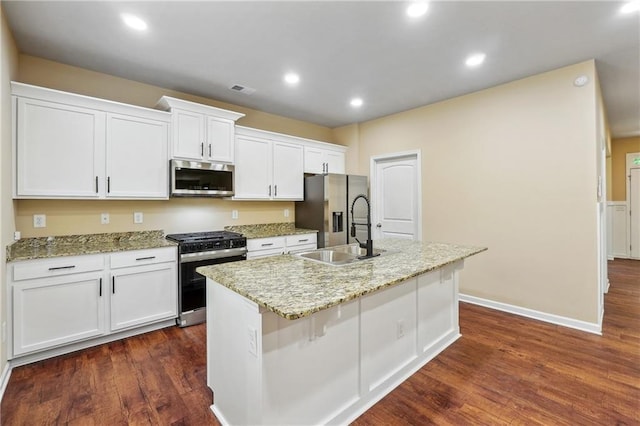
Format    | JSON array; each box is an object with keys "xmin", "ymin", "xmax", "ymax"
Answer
[
  {"xmin": 296, "ymin": 244, "xmax": 388, "ymax": 266},
  {"xmin": 330, "ymin": 243, "xmax": 387, "ymax": 257}
]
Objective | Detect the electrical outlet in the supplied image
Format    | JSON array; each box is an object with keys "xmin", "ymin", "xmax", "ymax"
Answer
[
  {"xmin": 33, "ymin": 214, "xmax": 46, "ymax": 228},
  {"xmin": 14, "ymin": 231, "xmax": 21, "ymax": 241},
  {"xmin": 232, "ymin": 210, "xmax": 239, "ymax": 220},
  {"xmin": 133, "ymin": 212, "xmax": 143, "ymax": 224},
  {"xmin": 284, "ymin": 208, "xmax": 290, "ymax": 218},
  {"xmin": 247, "ymin": 327, "xmax": 257, "ymax": 357},
  {"xmin": 396, "ymin": 319, "xmax": 405, "ymax": 339},
  {"xmin": 101, "ymin": 213, "xmax": 110, "ymax": 225}
]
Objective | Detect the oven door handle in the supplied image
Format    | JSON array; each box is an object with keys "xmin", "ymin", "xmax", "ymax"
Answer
[{"xmin": 180, "ymin": 247, "xmax": 248, "ymax": 263}]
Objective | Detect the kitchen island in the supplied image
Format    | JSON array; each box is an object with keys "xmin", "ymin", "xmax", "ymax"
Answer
[{"xmin": 197, "ymin": 239, "xmax": 486, "ymax": 425}]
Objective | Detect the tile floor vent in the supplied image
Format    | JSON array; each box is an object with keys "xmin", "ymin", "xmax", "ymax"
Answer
[{"xmin": 229, "ymin": 84, "xmax": 256, "ymax": 95}]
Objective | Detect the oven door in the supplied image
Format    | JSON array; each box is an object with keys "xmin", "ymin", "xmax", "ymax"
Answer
[{"xmin": 179, "ymin": 248, "xmax": 247, "ymax": 326}]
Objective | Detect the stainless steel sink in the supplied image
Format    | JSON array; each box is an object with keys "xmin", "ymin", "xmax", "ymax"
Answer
[
  {"xmin": 296, "ymin": 244, "xmax": 388, "ymax": 266},
  {"xmin": 296, "ymin": 249, "xmax": 359, "ymax": 266},
  {"xmin": 330, "ymin": 243, "xmax": 387, "ymax": 257}
]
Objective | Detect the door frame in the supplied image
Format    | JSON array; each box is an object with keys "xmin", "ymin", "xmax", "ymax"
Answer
[
  {"xmin": 370, "ymin": 150, "xmax": 422, "ymax": 241},
  {"xmin": 627, "ymin": 152, "xmax": 640, "ymax": 259}
]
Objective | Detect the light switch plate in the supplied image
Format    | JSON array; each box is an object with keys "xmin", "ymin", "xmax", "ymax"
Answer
[
  {"xmin": 101, "ymin": 213, "xmax": 110, "ymax": 225},
  {"xmin": 232, "ymin": 210, "xmax": 239, "ymax": 220},
  {"xmin": 284, "ymin": 208, "xmax": 290, "ymax": 218},
  {"xmin": 133, "ymin": 212, "xmax": 143, "ymax": 224}
]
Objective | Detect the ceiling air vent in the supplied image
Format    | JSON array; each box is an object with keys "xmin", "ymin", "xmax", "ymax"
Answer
[{"xmin": 229, "ymin": 84, "xmax": 256, "ymax": 95}]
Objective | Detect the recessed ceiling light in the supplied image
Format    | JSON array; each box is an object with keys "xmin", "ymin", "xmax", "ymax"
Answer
[
  {"xmin": 465, "ymin": 53, "xmax": 486, "ymax": 67},
  {"xmin": 284, "ymin": 73, "xmax": 300, "ymax": 85},
  {"xmin": 350, "ymin": 98, "xmax": 363, "ymax": 108},
  {"xmin": 121, "ymin": 13, "xmax": 148, "ymax": 31},
  {"xmin": 406, "ymin": 2, "xmax": 429, "ymax": 18},
  {"xmin": 620, "ymin": 1, "xmax": 640, "ymax": 14}
]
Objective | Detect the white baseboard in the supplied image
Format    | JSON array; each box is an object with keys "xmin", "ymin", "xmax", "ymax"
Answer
[
  {"xmin": 459, "ymin": 294, "xmax": 602, "ymax": 335},
  {"xmin": 0, "ymin": 361, "xmax": 11, "ymax": 404}
]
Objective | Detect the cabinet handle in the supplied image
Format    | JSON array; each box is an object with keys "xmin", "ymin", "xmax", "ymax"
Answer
[
  {"xmin": 298, "ymin": 239, "xmax": 309, "ymax": 242},
  {"xmin": 201, "ymin": 142, "xmax": 204, "ymax": 156},
  {"xmin": 107, "ymin": 176, "xmax": 111, "ymax": 193},
  {"xmin": 136, "ymin": 256, "xmax": 156, "ymax": 261},
  {"xmin": 99, "ymin": 278, "xmax": 102, "ymax": 297},
  {"xmin": 95, "ymin": 176, "xmax": 99, "ymax": 193},
  {"xmin": 261, "ymin": 243, "xmax": 274, "ymax": 247},
  {"xmin": 208, "ymin": 144, "xmax": 212, "ymax": 157},
  {"xmin": 112, "ymin": 276, "xmax": 115, "ymax": 294},
  {"xmin": 268, "ymin": 185, "xmax": 271, "ymax": 196},
  {"xmin": 274, "ymin": 185, "xmax": 277, "ymax": 197},
  {"xmin": 48, "ymin": 265, "xmax": 76, "ymax": 271}
]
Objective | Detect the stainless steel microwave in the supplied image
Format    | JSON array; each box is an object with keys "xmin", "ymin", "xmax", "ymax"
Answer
[{"xmin": 170, "ymin": 159, "xmax": 234, "ymax": 197}]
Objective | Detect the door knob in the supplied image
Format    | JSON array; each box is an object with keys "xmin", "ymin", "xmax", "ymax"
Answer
[{"xmin": 376, "ymin": 223, "xmax": 382, "ymax": 228}]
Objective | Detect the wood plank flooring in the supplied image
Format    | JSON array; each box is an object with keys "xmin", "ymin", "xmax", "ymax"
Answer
[{"xmin": 2, "ymin": 259, "xmax": 638, "ymax": 425}]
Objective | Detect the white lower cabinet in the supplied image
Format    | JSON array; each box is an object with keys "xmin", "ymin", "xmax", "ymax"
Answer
[
  {"xmin": 8, "ymin": 247, "xmax": 177, "ymax": 360},
  {"xmin": 284, "ymin": 233, "xmax": 318, "ymax": 254},
  {"xmin": 12, "ymin": 270, "xmax": 106, "ymax": 356},
  {"xmin": 246, "ymin": 236, "xmax": 286, "ymax": 259},
  {"xmin": 110, "ymin": 262, "xmax": 177, "ymax": 331},
  {"xmin": 246, "ymin": 233, "xmax": 318, "ymax": 258}
]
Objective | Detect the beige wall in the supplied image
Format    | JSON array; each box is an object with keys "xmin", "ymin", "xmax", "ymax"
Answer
[
  {"xmin": 18, "ymin": 54, "xmax": 337, "ymax": 143},
  {"xmin": 1, "ymin": 5, "xmax": 19, "ymax": 379},
  {"xmin": 12, "ymin": 54, "xmax": 343, "ymax": 238},
  {"xmin": 332, "ymin": 123, "xmax": 360, "ymax": 175},
  {"xmin": 610, "ymin": 136, "xmax": 640, "ymax": 201},
  {"xmin": 354, "ymin": 61, "xmax": 601, "ymax": 323}
]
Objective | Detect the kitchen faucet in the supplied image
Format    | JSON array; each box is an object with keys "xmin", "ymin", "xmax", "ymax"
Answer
[{"xmin": 350, "ymin": 194, "xmax": 379, "ymax": 259}]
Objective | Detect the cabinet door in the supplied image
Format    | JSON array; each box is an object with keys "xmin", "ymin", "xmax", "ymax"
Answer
[
  {"xmin": 234, "ymin": 136, "xmax": 272, "ymax": 199},
  {"xmin": 12, "ymin": 272, "xmax": 106, "ymax": 356},
  {"xmin": 206, "ymin": 116, "xmax": 234, "ymax": 163},
  {"xmin": 110, "ymin": 262, "xmax": 177, "ymax": 331},
  {"xmin": 304, "ymin": 147, "xmax": 325, "ymax": 174},
  {"xmin": 105, "ymin": 113, "xmax": 169, "ymax": 199},
  {"xmin": 16, "ymin": 97, "xmax": 104, "ymax": 198},
  {"xmin": 325, "ymin": 150, "xmax": 346, "ymax": 174},
  {"xmin": 171, "ymin": 108, "xmax": 205, "ymax": 160},
  {"xmin": 272, "ymin": 142, "xmax": 303, "ymax": 200}
]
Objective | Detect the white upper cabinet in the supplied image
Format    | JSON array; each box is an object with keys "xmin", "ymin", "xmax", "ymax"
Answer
[
  {"xmin": 12, "ymin": 82, "xmax": 171, "ymax": 200},
  {"xmin": 156, "ymin": 96, "xmax": 244, "ymax": 163},
  {"xmin": 304, "ymin": 146, "xmax": 346, "ymax": 174},
  {"xmin": 234, "ymin": 127, "xmax": 304, "ymax": 200},
  {"xmin": 105, "ymin": 113, "xmax": 169, "ymax": 198},
  {"xmin": 15, "ymin": 97, "xmax": 105, "ymax": 198}
]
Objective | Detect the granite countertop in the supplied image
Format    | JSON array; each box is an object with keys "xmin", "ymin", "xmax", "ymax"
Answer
[
  {"xmin": 6, "ymin": 230, "xmax": 176, "ymax": 262},
  {"xmin": 197, "ymin": 239, "xmax": 487, "ymax": 320},
  {"xmin": 224, "ymin": 222, "xmax": 318, "ymax": 239}
]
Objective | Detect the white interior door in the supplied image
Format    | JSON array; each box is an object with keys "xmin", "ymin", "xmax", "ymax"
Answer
[
  {"xmin": 371, "ymin": 152, "xmax": 421, "ymax": 240},
  {"xmin": 627, "ymin": 153, "xmax": 640, "ymax": 259}
]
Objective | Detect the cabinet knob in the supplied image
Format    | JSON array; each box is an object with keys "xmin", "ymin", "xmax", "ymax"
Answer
[{"xmin": 376, "ymin": 223, "xmax": 382, "ymax": 228}]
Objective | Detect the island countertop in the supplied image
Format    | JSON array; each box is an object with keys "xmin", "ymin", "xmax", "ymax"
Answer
[{"xmin": 197, "ymin": 239, "xmax": 486, "ymax": 320}]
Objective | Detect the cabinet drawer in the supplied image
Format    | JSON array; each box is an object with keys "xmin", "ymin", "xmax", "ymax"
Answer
[
  {"xmin": 285, "ymin": 233, "xmax": 317, "ymax": 248},
  {"xmin": 247, "ymin": 237, "xmax": 286, "ymax": 252},
  {"xmin": 13, "ymin": 255, "xmax": 104, "ymax": 282},
  {"xmin": 110, "ymin": 247, "xmax": 177, "ymax": 269}
]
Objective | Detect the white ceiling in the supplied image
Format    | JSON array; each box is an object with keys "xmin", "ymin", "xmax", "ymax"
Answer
[{"xmin": 3, "ymin": 1, "xmax": 639, "ymax": 137}]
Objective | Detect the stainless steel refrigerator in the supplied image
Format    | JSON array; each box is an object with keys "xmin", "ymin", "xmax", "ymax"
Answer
[{"xmin": 295, "ymin": 174, "xmax": 369, "ymax": 248}]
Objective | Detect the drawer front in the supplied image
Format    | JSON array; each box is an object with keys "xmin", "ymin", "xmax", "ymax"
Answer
[
  {"xmin": 110, "ymin": 247, "xmax": 177, "ymax": 269},
  {"xmin": 247, "ymin": 237, "xmax": 286, "ymax": 252},
  {"xmin": 285, "ymin": 233, "xmax": 317, "ymax": 248},
  {"xmin": 13, "ymin": 255, "xmax": 105, "ymax": 282},
  {"xmin": 287, "ymin": 244, "xmax": 318, "ymax": 254}
]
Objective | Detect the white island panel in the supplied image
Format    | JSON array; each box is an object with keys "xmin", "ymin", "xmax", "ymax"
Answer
[{"xmin": 206, "ymin": 260, "xmax": 465, "ymax": 425}]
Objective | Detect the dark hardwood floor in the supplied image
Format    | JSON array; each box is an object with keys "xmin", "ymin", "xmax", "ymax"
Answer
[{"xmin": 2, "ymin": 259, "xmax": 638, "ymax": 425}]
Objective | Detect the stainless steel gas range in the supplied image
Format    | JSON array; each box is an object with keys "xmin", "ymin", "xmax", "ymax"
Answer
[{"xmin": 166, "ymin": 231, "xmax": 247, "ymax": 327}]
